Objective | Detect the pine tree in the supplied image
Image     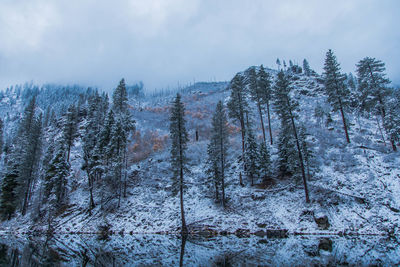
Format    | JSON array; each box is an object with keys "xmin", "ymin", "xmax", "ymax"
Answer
[
  {"xmin": 356, "ymin": 57, "xmax": 396, "ymax": 151},
  {"xmin": 0, "ymin": 159, "xmax": 19, "ymax": 220},
  {"xmin": 206, "ymin": 101, "xmax": 229, "ymax": 207},
  {"xmin": 274, "ymin": 70, "xmax": 310, "ymax": 203},
  {"xmin": 113, "ymin": 79, "xmax": 129, "ymax": 115},
  {"xmin": 257, "ymin": 65, "xmax": 274, "ymax": 145},
  {"xmin": 277, "ymin": 118, "xmax": 298, "ymax": 176},
  {"xmin": 276, "ymin": 58, "xmax": 281, "ymax": 70},
  {"xmin": 0, "ymin": 118, "xmax": 3, "ymax": 159},
  {"xmin": 257, "ymin": 142, "xmax": 271, "ymax": 182},
  {"xmin": 43, "ymin": 142, "xmax": 70, "ymax": 209},
  {"xmin": 384, "ymin": 89, "xmax": 400, "ymax": 148},
  {"xmin": 170, "ymin": 93, "xmax": 189, "ymax": 234},
  {"xmin": 323, "ymin": 49, "xmax": 351, "ymax": 143},
  {"xmin": 62, "ymin": 104, "xmax": 78, "ymax": 162},
  {"xmin": 303, "ymin": 59, "xmax": 311, "ymax": 76},
  {"xmin": 247, "ymin": 67, "xmax": 267, "ymax": 143},
  {"xmin": 16, "ymin": 98, "xmax": 43, "ymax": 216},
  {"xmin": 113, "ymin": 79, "xmax": 135, "ymax": 204},
  {"xmin": 227, "ymin": 74, "xmax": 249, "ymax": 167},
  {"xmin": 244, "ymin": 124, "xmax": 258, "ymax": 186}
]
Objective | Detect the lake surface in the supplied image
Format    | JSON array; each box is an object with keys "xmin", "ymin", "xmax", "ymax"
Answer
[{"xmin": 0, "ymin": 234, "xmax": 399, "ymax": 266}]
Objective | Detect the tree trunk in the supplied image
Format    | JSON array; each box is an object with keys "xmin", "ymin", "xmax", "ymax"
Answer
[
  {"xmin": 178, "ymin": 113, "xmax": 187, "ymax": 235},
  {"xmin": 67, "ymin": 143, "xmax": 71, "ymax": 163},
  {"xmin": 257, "ymin": 102, "xmax": 266, "ymax": 144},
  {"xmin": 375, "ymin": 116, "xmax": 386, "ymax": 146},
  {"xmin": 88, "ymin": 172, "xmax": 95, "ymax": 210},
  {"xmin": 286, "ymin": 97, "xmax": 310, "ymax": 203},
  {"xmin": 338, "ymin": 98, "xmax": 351, "ymax": 143},
  {"xmin": 179, "ymin": 234, "xmax": 187, "ymax": 267},
  {"xmin": 123, "ymin": 148, "xmax": 128, "ymax": 198},
  {"xmin": 266, "ymin": 101, "xmax": 273, "ymax": 145},
  {"xmin": 220, "ymin": 128, "xmax": 226, "ymax": 208},
  {"xmin": 179, "ymin": 165, "xmax": 187, "ymax": 234}
]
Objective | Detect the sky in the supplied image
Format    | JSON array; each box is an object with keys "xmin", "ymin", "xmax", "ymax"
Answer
[{"xmin": 0, "ymin": 0, "xmax": 399, "ymax": 91}]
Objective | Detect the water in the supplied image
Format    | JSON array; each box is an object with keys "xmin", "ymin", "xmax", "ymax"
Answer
[{"xmin": 0, "ymin": 234, "xmax": 399, "ymax": 266}]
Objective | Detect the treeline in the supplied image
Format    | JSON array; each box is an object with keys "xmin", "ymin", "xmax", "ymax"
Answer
[{"xmin": 0, "ymin": 79, "xmax": 135, "ymax": 222}]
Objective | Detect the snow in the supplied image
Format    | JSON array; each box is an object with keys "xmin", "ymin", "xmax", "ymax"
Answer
[{"xmin": 0, "ymin": 72, "xmax": 399, "ymax": 265}]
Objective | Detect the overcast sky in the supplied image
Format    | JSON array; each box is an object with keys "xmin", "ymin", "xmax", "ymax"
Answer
[{"xmin": 0, "ymin": 0, "xmax": 399, "ymax": 91}]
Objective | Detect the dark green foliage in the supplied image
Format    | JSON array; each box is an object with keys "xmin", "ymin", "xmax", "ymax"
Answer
[
  {"xmin": 303, "ymin": 59, "xmax": 311, "ymax": 76},
  {"xmin": 169, "ymin": 93, "xmax": 189, "ymax": 234},
  {"xmin": 273, "ymin": 71, "xmax": 309, "ymax": 202},
  {"xmin": 43, "ymin": 143, "xmax": 70, "ymax": 209},
  {"xmin": 227, "ymin": 74, "xmax": 249, "ymax": 126},
  {"xmin": 356, "ymin": 57, "xmax": 390, "ymax": 115},
  {"xmin": 257, "ymin": 142, "xmax": 271, "ymax": 182},
  {"xmin": 170, "ymin": 93, "xmax": 189, "ymax": 186},
  {"xmin": 15, "ymin": 97, "xmax": 43, "ymax": 215},
  {"xmin": 257, "ymin": 65, "xmax": 274, "ymax": 145},
  {"xmin": 356, "ymin": 57, "xmax": 396, "ymax": 150},
  {"xmin": 0, "ymin": 118, "xmax": 3, "ymax": 158},
  {"xmin": 244, "ymin": 125, "xmax": 258, "ymax": 186},
  {"xmin": 206, "ymin": 101, "xmax": 229, "ymax": 206},
  {"xmin": 323, "ymin": 50, "xmax": 350, "ymax": 112},
  {"xmin": 62, "ymin": 104, "xmax": 78, "ymax": 162},
  {"xmin": 113, "ymin": 79, "xmax": 129, "ymax": 115},
  {"xmin": 0, "ymin": 160, "xmax": 19, "ymax": 220},
  {"xmin": 384, "ymin": 89, "xmax": 400, "ymax": 145},
  {"xmin": 277, "ymin": 119, "xmax": 298, "ymax": 176},
  {"xmin": 323, "ymin": 49, "xmax": 351, "ymax": 143},
  {"xmin": 227, "ymin": 73, "xmax": 249, "ymax": 167}
]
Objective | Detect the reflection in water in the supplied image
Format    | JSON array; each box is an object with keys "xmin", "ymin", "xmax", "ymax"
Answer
[{"xmin": 0, "ymin": 234, "xmax": 399, "ymax": 266}]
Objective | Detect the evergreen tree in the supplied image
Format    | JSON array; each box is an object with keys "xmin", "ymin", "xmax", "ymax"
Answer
[
  {"xmin": 257, "ymin": 142, "xmax": 271, "ymax": 182},
  {"xmin": 110, "ymin": 79, "xmax": 135, "ymax": 206},
  {"xmin": 244, "ymin": 124, "xmax": 258, "ymax": 186},
  {"xmin": 384, "ymin": 89, "xmax": 400, "ymax": 148},
  {"xmin": 0, "ymin": 118, "xmax": 3, "ymax": 159},
  {"xmin": 356, "ymin": 57, "xmax": 396, "ymax": 151},
  {"xmin": 43, "ymin": 142, "xmax": 70, "ymax": 209},
  {"xmin": 227, "ymin": 74, "xmax": 249, "ymax": 167},
  {"xmin": 323, "ymin": 49, "xmax": 351, "ymax": 143},
  {"xmin": 0, "ymin": 159, "xmax": 19, "ymax": 220},
  {"xmin": 247, "ymin": 67, "xmax": 267, "ymax": 143},
  {"xmin": 274, "ymin": 70, "xmax": 310, "ymax": 203},
  {"xmin": 303, "ymin": 59, "xmax": 311, "ymax": 76},
  {"xmin": 276, "ymin": 58, "xmax": 281, "ymax": 70},
  {"xmin": 113, "ymin": 79, "xmax": 129, "ymax": 115},
  {"xmin": 170, "ymin": 93, "xmax": 189, "ymax": 234},
  {"xmin": 62, "ymin": 104, "xmax": 78, "ymax": 162},
  {"xmin": 16, "ymin": 97, "xmax": 43, "ymax": 216},
  {"xmin": 257, "ymin": 65, "xmax": 274, "ymax": 145},
  {"xmin": 205, "ymin": 101, "xmax": 229, "ymax": 207},
  {"xmin": 277, "ymin": 118, "xmax": 298, "ymax": 176}
]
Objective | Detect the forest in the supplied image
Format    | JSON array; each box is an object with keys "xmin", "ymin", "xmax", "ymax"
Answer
[{"xmin": 0, "ymin": 50, "xmax": 399, "ymax": 240}]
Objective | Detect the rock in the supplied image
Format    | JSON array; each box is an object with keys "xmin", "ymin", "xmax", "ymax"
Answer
[
  {"xmin": 256, "ymin": 223, "xmax": 267, "ymax": 228},
  {"xmin": 266, "ymin": 229, "xmax": 288, "ymax": 238},
  {"xmin": 318, "ymin": 238, "xmax": 333, "ymax": 252},
  {"xmin": 234, "ymin": 228, "xmax": 250, "ymax": 238},
  {"xmin": 314, "ymin": 211, "xmax": 330, "ymax": 230},
  {"xmin": 254, "ymin": 230, "xmax": 267, "ymax": 237}
]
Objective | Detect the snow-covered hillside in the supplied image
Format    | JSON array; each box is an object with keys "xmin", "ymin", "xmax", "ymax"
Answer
[{"xmin": 1, "ymin": 68, "xmax": 399, "ymax": 240}]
